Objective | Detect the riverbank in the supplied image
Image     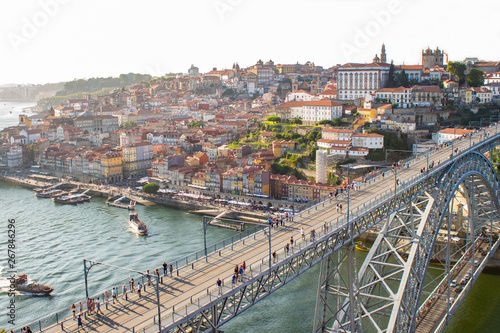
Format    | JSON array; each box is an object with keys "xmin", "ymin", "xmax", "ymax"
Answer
[{"xmin": 0, "ymin": 174, "xmax": 274, "ymax": 224}]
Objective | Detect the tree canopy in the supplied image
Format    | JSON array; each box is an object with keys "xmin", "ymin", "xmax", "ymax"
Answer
[
  {"xmin": 447, "ymin": 61, "xmax": 467, "ymax": 84},
  {"xmin": 290, "ymin": 117, "xmax": 302, "ymax": 124},
  {"xmin": 385, "ymin": 61, "xmax": 396, "ymax": 88},
  {"xmin": 267, "ymin": 115, "xmax": 281, "ymax": 123},
  {"xmin": 56, "ymin": 73, "xmax": 152, "ymax": 96},
  {"xmin": 142, "ymin": 183, "xmax": 159, "ymax": 194},
  {"xmin": 467, "ymin": 69, "xmax": 485, "ymax": 87}
]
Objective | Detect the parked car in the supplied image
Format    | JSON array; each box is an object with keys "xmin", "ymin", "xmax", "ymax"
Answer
[
  {"xmin": 450, "ymin": 280, "xmax": 457, "ymax": 287},
  {"xmin": 455, "ymin": 286, "xmax": 463, "ymax": 293},
  {"xmin": 460, "ymin": 279, "xmax": 467, "ymax": 285},
  {"xmin": 464, "ymin": 273, "xmax": 470, "ymax": 280}
]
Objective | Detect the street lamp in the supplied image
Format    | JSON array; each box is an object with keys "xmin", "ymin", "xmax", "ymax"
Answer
[
  {"xmin": 451, "ymin": 125, "xmax": 457, "ymax": 158},
  {"xmin": 340, "ymin": 163, "xmax": 352, "ymax": 222},
  {"xmin": 83, "ymin": 259, "xmax": 162, "ymax": 332}
]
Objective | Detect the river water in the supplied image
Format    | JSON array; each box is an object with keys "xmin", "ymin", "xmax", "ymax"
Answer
[
  {"xmin": 0, "ymin": 101, "xmax": 38, "ymax": 130},
  {"xmin": 1, "ymin": 182, "xmax": 499, "ymax": 332},
  {"xmin": 0, "ymin": 102, "xmax": 499, "ymax": 332}
]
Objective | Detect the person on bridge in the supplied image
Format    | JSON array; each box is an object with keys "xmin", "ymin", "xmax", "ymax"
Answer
[
  {"xmin": 163, "ymin": 262, "xmax": 168, "ymax": 275},
  {"xmin": 238, "ymin": 265, "xmax": 244, "ymax": 281},
  {"xmin": 96, "ymin": 298, "xmax": 102, "ymax": 314},
  {"xmin": 122, "ymin": 284, "xmax": 127, "ymax": 300},
  {"xmin": 71, "ymin": 303, "xmax": 76, "ymax": 319},
  {"xmin": 104, "ymin": 290, "xmax": 109, "ymax": 304},
  {"xmin": 217, "ymin": 278, "xmax": 222, "ymax": 295},
  {"xmin": 137, "ymin": 283, "xmax": 142, "ymax": 297},
  {"xmin": 170, "ymin": 264, "xmax": 173, "ymax": 277},
  {"xmin": 155, "ymin": 268, "xmax": 160, "ymax": 282},
  {"xmin": 130, "ymin": 278, "xmax": 135, "ymax": 292},
  {"xmin": 290, "ymin": 236, "xmax": 294, "ymax": 247},
  {"xmin": 77, "ymin": 315, "xmax": 83, "ymax": 330},
  {"xmin": 272, "ymin": 251, "xmax": 277, "ymax": 263},
  {"xmin": 112, "ymin": 287, "xmax": 117, "ymax": 304},
  {"xmin": 232, "ymin": 273, "xmax": 237, "ymax": 286},
  {"xmin": 301, "ymin": 228, "xmax": 305, "ymax": 240}
]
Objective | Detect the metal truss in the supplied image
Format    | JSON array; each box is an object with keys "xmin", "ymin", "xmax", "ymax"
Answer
[
  {"xmin": 314, "ymin": 151, "xmax": 500, "ymax": 333},
  {"xmin": 161, "ymin": 145, "xmax": 500, "ymax": 333}
]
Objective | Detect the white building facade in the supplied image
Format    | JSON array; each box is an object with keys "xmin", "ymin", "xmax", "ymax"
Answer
[{"xmin": 338, "ymin": 63, "xmax": 390, "ymax": 100}]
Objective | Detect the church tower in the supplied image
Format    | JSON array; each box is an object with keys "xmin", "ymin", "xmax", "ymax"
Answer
[{"xmin": 380, "ymin": 44, "xmax": 387, "ymax": 63}]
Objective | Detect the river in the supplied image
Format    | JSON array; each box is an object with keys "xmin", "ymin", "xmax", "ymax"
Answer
[
  {"xmin": 0, "ymin": 101, "xmax": 38, "ymax": 131},
  {"xmin": 1, "ymin": 181, "xmax": 499, "ymax": 332}
]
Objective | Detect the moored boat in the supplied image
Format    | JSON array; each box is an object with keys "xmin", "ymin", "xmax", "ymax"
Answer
[
  {"xmin": 14, "ymin": 274, "xmax": 53, "ymax": 295},
  {"xmin": 129, "ymin": 212, "xmax": 148, "ymax": 235},
  {"xmin": 52, "ymin": 193, "xmax": 91, "ymax": 205},
  {"xmin": 355, "ymin": 241, "xmax": 370, "ymax": 252},
  {"xmin": 35, "ymin": 189, "xmax": 65, "ymax": 198}
]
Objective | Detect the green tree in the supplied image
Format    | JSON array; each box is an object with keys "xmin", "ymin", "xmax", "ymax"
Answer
[
  {"xmin": 385, "ymin": 61, "xmax": 396, "ymax": 88},
  {"xmin": 267, "ymin": 115, "xmax": 281, "ymax": 123},
  {"xmin": 467, "ymin": 69, "xmax": 485, "ymax": 87},
  {"xmin": 309, "ymin": 147, "xmax": 318, "ymax": 161},
  {"xmin": 332, "ymin": 118, "xmax": 342, "ymax": 126},
  {"xmin": 327, "ymin": 172, "xmax": 341, "ymax": 185},
  {"xmin": 395, "ymin": 69, "xmax": 409, "ymax": 87},
  {"xmin": 122, "ymin": 121, "xmax": 138, "ymax": 128},
  {"xmin": 142, "ymin": 183, "xmax": 159, "ymax": 194},
  {"xmin": 447, "ymin": 61, "xmax": 467, "ymax": 84},
  {"xmin": 317, "ymin": 119, "xmax": 333, "ymax": 126},
  {"xmin": 290, "ymin": 117, "xmax": 302, "ymax": 124},
  {"xmin": 222, "ymin": 88, "xmax": 235, "ymax": 97}
]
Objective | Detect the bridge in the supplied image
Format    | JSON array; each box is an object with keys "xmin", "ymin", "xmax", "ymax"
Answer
[{"xmin": 27, "ymin": 124, "xmax": 500, "ymax": 333}]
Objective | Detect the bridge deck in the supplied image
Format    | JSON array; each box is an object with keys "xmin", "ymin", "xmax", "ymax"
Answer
[{"xmin": 36, "ymin": 126, "xmax": 498, "ymax": 332}]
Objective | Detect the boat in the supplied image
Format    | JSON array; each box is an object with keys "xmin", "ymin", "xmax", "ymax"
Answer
[
  {"xmin": 129, "ymin": 212, "xmax": 148, "ymax": 235},
  {"xmin": 14, "ymin": 274, "xmax": 53, "ymax": 295},
  {"xmin": 35, "ymin": 189, "xmax": 65, "ymax": 198},
  {"xmin": 52, "ymin": 193, "xmax": 90, "ymax": 205},
  {"xmin": 355, "ymin": 241, "xmax": 370, "ymax": 252}
]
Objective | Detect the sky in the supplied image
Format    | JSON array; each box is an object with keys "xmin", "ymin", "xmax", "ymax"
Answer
[{"xmin": 0, "ymin": 0, "xmax": 499, "ymax": 85}]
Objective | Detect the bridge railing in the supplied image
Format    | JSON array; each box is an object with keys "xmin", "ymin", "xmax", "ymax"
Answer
[
  {"xmin": 25, "ymin": 224, "xmax": 264, "ymax": 332},
  {"xmin": 28, "ymin": 127, "xmax": 499, "ymax": 332}
]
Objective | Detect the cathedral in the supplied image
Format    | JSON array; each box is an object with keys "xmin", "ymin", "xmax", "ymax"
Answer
[{"xmin": 373, "ymin": 44, "xmax": 387, "ymax": 64}]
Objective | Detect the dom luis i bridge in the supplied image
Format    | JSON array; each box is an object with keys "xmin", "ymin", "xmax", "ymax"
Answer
[{"xmin": 32, "ymin": 124, "xmax": 500, "ymax": 333}]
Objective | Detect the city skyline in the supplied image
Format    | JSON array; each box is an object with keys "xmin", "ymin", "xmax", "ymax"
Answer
[{"xmin": 1, "ymin": 0, "xmax": 499, "ymax": 85}]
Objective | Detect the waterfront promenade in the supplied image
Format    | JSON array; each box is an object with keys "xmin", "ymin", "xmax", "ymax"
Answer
[{"xmin": 18, "ymin": 125, "xmax": 499, "ymax": 332}]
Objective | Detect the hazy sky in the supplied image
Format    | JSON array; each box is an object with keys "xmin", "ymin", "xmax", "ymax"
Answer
[{"xmin": 0, "ymin": 0, "xmax": 499, "ymax": 85}]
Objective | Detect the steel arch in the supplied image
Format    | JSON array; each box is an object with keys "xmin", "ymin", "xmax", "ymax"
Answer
[{"xmin": 316, "ymin": 151, "xmax": 500, "ymax": 333}]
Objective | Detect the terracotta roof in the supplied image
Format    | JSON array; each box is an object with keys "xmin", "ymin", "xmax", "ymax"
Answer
[
  {"xmin": 303, "ymin": 99, "xmax": 342, "ymax": 107},
  {"xmin": 322, "ymin": 128, "xmax": 355, "ymax": 134},
  {"xmin": 339, "ymin": 62, "xmax": 391, "ymax": 69},
  {"xmin": 439, "ymin": 128, "xmax": 473, "ymax": 135}
]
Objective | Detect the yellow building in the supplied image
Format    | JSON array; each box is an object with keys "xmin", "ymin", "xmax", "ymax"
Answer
[
  {"xmin": 192, "ymin": 172, "xmax": 207, "ymax": 188},
  {"xmin": 357, "ymin": 108, "xmax": 377, "ymax": 121},
  {"xmin": 460, "ymin": 88, "xmax": 472, "ymax": 104},
  {"xmin": 100, "ymin": 152, "xmax": 123, "ymax": 183},
  {"xmin": 272, "ymin": 140, "xmax": 295, "ymax": 158}
]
